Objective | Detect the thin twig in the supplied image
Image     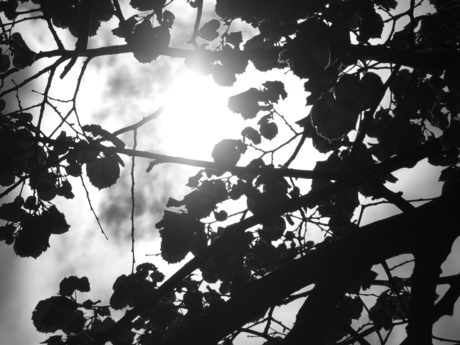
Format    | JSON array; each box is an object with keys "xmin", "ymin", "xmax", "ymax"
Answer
[
  {"xmin": 80, "ymin": 175, "xmax": 108, "ymax": 240},
  {"xmin": 130, "ymin": 129, "xmax": 137, "ymax": 274},
  {"xmin": 112, "ymin": 107, "xmax": 163, "ymax": 137},
  {"xmin": 188, "ymin": 0, "xmax": 203, "ymax": 45}
]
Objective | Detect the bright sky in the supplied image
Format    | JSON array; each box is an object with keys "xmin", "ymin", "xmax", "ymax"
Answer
[{"xmin": 1, "ymin": 1, "xmax": 459, "ymax": 345}]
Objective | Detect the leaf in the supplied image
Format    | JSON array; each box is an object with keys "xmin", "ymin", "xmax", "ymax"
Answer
[
  {"xmin": 86, "ymin": 155, "xmax": 121, "ymax": 189},
  {"xmin": 352, "ymin": 270, "xmax": 378, "ymax": 291},
  {"xmin": 310, "ymin": 93, "xmax": 360, "ymax": 141},
  {"xmin": 156, "ymin": 211, "xmax": 205, "ymax": 263},
  {"xmin": 112, "ymin": 15, "xmax": 138, "ymax": 39},
  {"xmin": 130, "ymin": 0, "xmax": 166, "ymax": 11},
  {"xmin": 56, "ymin": 180, "xmax": 75, "ymax": 199},
  {"xmin": 166, "ymin": 197, "xmax": 185, "ymax": 208},
  {"xmin": 0, "ymin": 198, "xmax": 28, "ymax": 222},
  {"xmin": 13, "ymin": 215, "xmax": 54, "ymax": 258},
  {"xmin": 214, "ymin": 210, "xmax": 228, "ymax": 221},
  {"xmin": 150, "ymin": 270, "xmax": 165, "ymax": 286},
  {"xmin": 199, "ymin": 19, "xmax": 220, "ymax": 41},
  {"xmin": 200, "ymin": 179, "xmax": 229, "ymax": 203},
  {"xmin": 0, "ymin": 54, "xmax": 10, "ymax": 73},
  {"xmin": 440, "ymin": 118, "xmax": 460, "ymax": 151},
  {"xmin": 228, "ymin": 88, "xmax": 264, "ymax": 120},
  {"xmin": 258, "ymin": 116, "xmax": 278, "ymax": 141},
  {"xmin": 335, "ymin": 74, "xmax": 360, "ymax": 103},
  {"xmin": 130, "ymin": 20, "xmax": 170, "ymax": 63},
  {"xmin": 226, "ymin": 31, "xmax": 243, "ymax": 47},
  {"xmin": 65, "ymin": 163, "xmax": 82, "ymax": 177},
  {"xmin": 184, "ymin": 291, "xmax": 204, "ymax": 312},
  {"xmin": 262, "ymin": 81, "xmax": 287, "ymax": 103},
  {"xmin": 82, "ymin": 124, "xmax": 125, "ymax": 148},
  {"xmin": 45, "ymin": 205, "xmax": 70, "ymax": 235},
  {"xmin": 59, "ymin": 276, "xmax": 91, "ymax": 296},
  {"xmin": 241, "ymin": 126, "xmax": 261, "ymax": 145},
  {"xmin": 301, "ymin": 115, "xmax": 344, "ymax": 153},
  {"xmin": 260, "ymin": 217, "xmax": 286, "ymax": 242},
  {"xmin": 110, "ymin": 274, "xmax": 133, "ymax": 309},
  {"xmin": 0, "ymin": 224, "xmax": 15, "ymax": 244},
  {"xmin": 162, "ymin": 10, "xmax": 175, "ymax": 28},
  {"xmin": 212, "ymin": 64, "xmax": 237, "ymax": 86},
  {"xmin": 182, "ymin": 190, "xmax": 217, "ymax": 219},
  {"xmin": 10, "ymin": 32, "xmax": 36, "ymax": 69},
  {"xmin": 40, "ymin": 335, "xmax": 64, "ymax": 345},
  {"xmin": 32, "ymin": 296, "xmax": 78, "ymax": 333},
  {"xmin": 212, "ymin": 139, "xmax": 246, "ymax": 166},
  {"xmin": 359, "ymin": 7, "xmax": 384, "ymax": 42},
  {"xmin": 33, "ymin": 172, "xmax": 58, "ymax": 202},
  {"xmin": 186, "ymin": 170, "xmax": 203, "ymax": 188},
  {"xmin": 374, "ymin": 0, "xmax": 397, "ymax": 10},
  {"xmin": 358, "ymin": 72, "xmax": 384, "ymax": 110}
]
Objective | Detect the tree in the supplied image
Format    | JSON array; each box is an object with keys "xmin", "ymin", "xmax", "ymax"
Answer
[{"xmin": 1, "ymin": 0, "xmax": 460, "ymax": 344}]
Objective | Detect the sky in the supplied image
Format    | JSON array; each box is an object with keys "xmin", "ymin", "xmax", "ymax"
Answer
[{"xmin": 1, "ymin": 1, "xmax": 459, "ymax": 344}]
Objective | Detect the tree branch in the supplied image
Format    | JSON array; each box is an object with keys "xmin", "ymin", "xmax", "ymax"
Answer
[
  {"xmin": 35, "ymin": 43, "xmax": 460, "ymax": 72},
  {"xmin": 160, "ymin": 189, "xmax": 460, "ymax": 345},
  {"xmin": 95, "ymin": 139, "xmax": 445, "ymax": 344}
]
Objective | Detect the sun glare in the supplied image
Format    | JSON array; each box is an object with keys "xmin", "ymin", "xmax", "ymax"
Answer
[{"xmin": 157, "ymin": 70, "xmax": 244, "ymax": 160}]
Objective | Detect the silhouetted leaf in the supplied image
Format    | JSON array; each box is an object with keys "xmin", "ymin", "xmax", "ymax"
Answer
[
  {"xmin": 212, "ymin": 139, "xmax": 246, "ymax": 166},
  {"xmin": 0, "ymin": 197, "xmax": 27, "ymax": 222},
  {"xmin": 130, "ymin": 0, "xmax": 166, "ymax": 11},
  {"xmin": 40, "ymin": 335, "xmax": 64, "ymax": 345},
  {"xmin": 65, "ymin": 163, "xmax": 82, "ymax": 177},
  {"xmin": 228, "ymin": 88, "xmax": 264, "ymax": 120},
  {"xmin": 130, "ymin": 20, "xmax": 170, "ymax": 63},
  {"xmin": 13, "ymin": 206, "xmax": 70, "ymax": 258},
  {"xmin": 311, "ymin": 93, "xmax": 359, "ymax": 141},
  {"xmin": 110, "ymin": 274, "xmax": 133, "ymax": 310},
  {"xmin": 82, "ymin": 124, "xmax": 125, "ymax": 148},
  {"xmin": 10, "ymin": 32, "xmax": 36, "ymax": 69},
  {"xmin": 440, "ymin": 118, "xmax": 460, "ymax": 151},
  {"xmin": 241, "ymin": 126, "xmax": 261, "ymax": 145},
  {"xmin": 32, "ymin": 296, "xmax": 78, "ymax": 333},
  {"xmin": 86, "ymin": 155, "xmax": 121, "ymax": 189},
  {"xmin": 358, "ymin": 72, "xmax": 384, "ymax": 109},
  {"xmin": 258, "ymin": 115, "xmax": 278, "ymax": 140},
  {"xmin": 186, "ymin": 170, "xmax": 203, "ymax": 188},
  {"xmin": 34, "ymin": 172, "xmax": 58, "ymax": 202},
  {"xmin": 156, "ymin": 211, "xmax": 205, "ymax": 263},
  {"xmin": 56, "ymin": 180, "xmax": 75, "ymax": 199},
  {"xmin": 214, "ymin": 210, "xmax": 228, "ymax": 221},
  {"xmin": 262, "ymin": 81, "xmax": 287, "ymax": 103},
  {"xmin": 0, "ymin": 54, "xmax": 10, "ymax": 73},
  {"xmin": 59, "ymin": 276, "xmax": 90, "ymax": 296},
  {"xmin": 45, "ymin": 205, "xmax": 70, "ymax": 235},
  {"xmin": 359, "ymin": 6, "xmax": 384, "ymax": 42},
  {"xmin": 0, "ymin": 224, "xmax": 15, "ymax": 244},
  {"xmin": 374, "ymin": 0, "xmax": 397, "ymax": 10},
  {"xmin": 112, "ymin": 15, "xmax": 139, "ymax": 39},
  {"xmin": 260, "ymin": 217, "xmax": 286, "ymax": 242},
  {"xmin": 226, "ymin": 31, "xmax": 243, "ymax": 47},
  {"xmin": 212, "ymin": 63, "xmax": 237, "ymax": 86},
  {"xmin": 199, "ymin": 19, "xmax": 220, "ymax": 41}
]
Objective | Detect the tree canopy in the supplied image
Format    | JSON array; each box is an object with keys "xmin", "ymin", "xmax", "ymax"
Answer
[{"xmin": 1, "ymin": 0, "xmax": 460, "ymax": 344}]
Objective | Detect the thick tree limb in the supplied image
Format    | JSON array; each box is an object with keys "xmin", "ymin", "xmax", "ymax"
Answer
[
  {"xmin": 282, "ymin": 272, "xmax": 362, "ymax": 345},
  {"xmin": 35, "ymin": 44, "xmax": 460, "ymax": 72},
  {"xmin": 161, "ymin": 188, "xmax": 460, "ymax": 345}
]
